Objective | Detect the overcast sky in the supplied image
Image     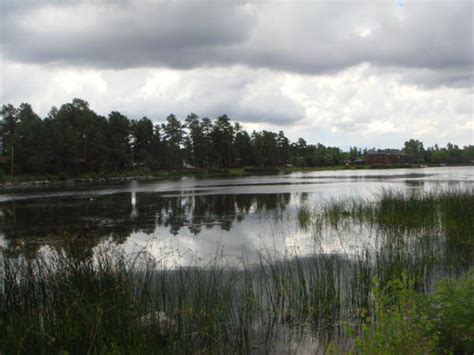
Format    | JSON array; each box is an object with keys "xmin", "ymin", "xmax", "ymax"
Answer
[{"xmin": 0, "ymin": 0, "xmax": 472, "ymax": 149}]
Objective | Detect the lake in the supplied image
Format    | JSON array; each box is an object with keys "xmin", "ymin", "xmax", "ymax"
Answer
[{"xmin": 1, "ymin": 166, "xmax": 472, "ymax": 266}]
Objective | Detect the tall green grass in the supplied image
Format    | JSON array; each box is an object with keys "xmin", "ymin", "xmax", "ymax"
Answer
[
  {"xmin": 315, "ymin": 188, "xmax": 473, "ymax": 237},
  {"xmin": 1, "ymin": 245, "xmax": 456, "ymax": 354},
  {"xmin": 310, "ymin": 187, "xmax": 474, "ymax": 269},
  {"xmin": 297, "ymin": 204, "xmax": 313, "ymax": 230},
  {"xmin": 1, "ymin": 249, "xmax": 353, "ymax": 353}
]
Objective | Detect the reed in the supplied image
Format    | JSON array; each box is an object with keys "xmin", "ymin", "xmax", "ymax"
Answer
[{"xmin": 297, "ymin": 204, "xmax": 313, "ymax": 230}]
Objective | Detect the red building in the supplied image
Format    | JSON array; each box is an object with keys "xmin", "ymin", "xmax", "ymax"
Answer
[{"xmin": 365, "ymin": 149, "xmax": 411, "ymax": 165}]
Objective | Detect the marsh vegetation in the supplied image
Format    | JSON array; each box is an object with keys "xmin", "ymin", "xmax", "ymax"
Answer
[{"xmin": 2, "ymin": 186, "xmax": 473, "ymax": 353}]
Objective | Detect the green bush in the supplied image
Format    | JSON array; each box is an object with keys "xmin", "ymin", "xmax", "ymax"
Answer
[
  {"xmin": 354, "ymin": 274, "xmax": 438, "ymax": 355},
  {"xmin": 429, "ymin": 270, "xmax": 474, "ymax": 354},
  {"xmin": 346, "ymin": 270, "xmax": 474, "ymax": 354}
]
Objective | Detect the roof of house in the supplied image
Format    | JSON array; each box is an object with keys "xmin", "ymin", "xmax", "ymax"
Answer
[{"xmin": 367, "ymin": 149, "xmax": 407, "ymax": 156}]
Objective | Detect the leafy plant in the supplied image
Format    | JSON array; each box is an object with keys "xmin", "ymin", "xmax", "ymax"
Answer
[
  {"xmin": 429, "ymin": 269, "xmax": 474, "ymax": 354},
  {"xmin": 354, "ymin": 273, "xmax": 438, "ymax": 355}
]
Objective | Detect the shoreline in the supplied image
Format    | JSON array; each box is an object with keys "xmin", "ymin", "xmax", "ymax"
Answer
[{"xmin": 1, "ymin": 163, "xmax": 470, "ymax": 190}]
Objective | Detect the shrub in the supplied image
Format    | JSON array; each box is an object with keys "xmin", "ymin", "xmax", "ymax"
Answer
[
  {"xmin": 354, "ymin": 274, "xmax": 438, "ymax": 355},
  {"xmin": 429, "ymin": 269, "xmax": 474, "ymax": 354}
]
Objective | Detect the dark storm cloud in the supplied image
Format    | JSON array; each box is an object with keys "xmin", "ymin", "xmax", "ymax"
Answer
[
  {"xmin": 232, "ymin": 1, "xmax": 473, "ymax": 86},
  {"xmin": 1, "ymin": 0, "xmax": 472, "ymax": 87},
  {"xmin": 1, "ymin": 1, "xmax": 253, "ymax": 68}
]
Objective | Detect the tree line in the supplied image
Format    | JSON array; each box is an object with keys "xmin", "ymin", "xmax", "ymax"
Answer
[
  {"xmin": 402, "ymin": 138, "xmax": 474, "ymax": 165},
  {"xmin": 0, "ymin": 98, "xmax": 472, "ymax": 175}
]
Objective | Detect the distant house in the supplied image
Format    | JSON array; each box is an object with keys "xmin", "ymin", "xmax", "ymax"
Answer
[{"xmin": 365, "ymin": 149, "xmax": 411, "ymax": 165}]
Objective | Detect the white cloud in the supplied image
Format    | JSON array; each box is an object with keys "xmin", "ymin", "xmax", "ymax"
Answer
[{"xmin": 1, "ymin": 60, "xmax": 471, "ymax": 148}]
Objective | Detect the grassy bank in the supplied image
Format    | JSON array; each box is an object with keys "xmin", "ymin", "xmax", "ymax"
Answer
[
  {"xmin": 0, "ymin": 165, "xmax": 344, "ymax": 186},
  {"xmin": 1, "ymin": 163, "xmax": 446, "ymax": 188},
  {"xmin": 2, "ymin": 188, "xmax": 473, "ymax": 353}
]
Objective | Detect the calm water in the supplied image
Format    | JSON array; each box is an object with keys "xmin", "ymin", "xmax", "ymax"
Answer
[{"xmin": 1, "ymin": 166, "xmax": 473, "ymax": 265}]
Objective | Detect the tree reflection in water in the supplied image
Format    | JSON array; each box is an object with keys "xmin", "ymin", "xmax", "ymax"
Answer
[{"xmin": 0, "ymin": 192, "xmax": 292, "ymax": 259}]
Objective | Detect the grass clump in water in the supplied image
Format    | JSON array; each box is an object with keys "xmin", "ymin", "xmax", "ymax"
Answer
[
  {"xmin": 297, "ymin": 204, "xmax": 313, "ymax": 230},
  {"xmin": 319, "ymin": 188, "xmax": 473, "ymax": 249}
]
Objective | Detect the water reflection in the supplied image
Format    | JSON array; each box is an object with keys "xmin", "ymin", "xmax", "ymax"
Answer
[
  {"xmin": 0, "ymin": 192, "xmax": 292, "ymax": 258},
  {"xmin": 1, "ymin": 166, "xmax": 472, "ymax": 261}
]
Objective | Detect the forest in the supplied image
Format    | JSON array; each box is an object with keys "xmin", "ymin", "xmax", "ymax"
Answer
[{"xmin": 1, "ymin": 98, "xmax": 473, "ymax": 175}]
